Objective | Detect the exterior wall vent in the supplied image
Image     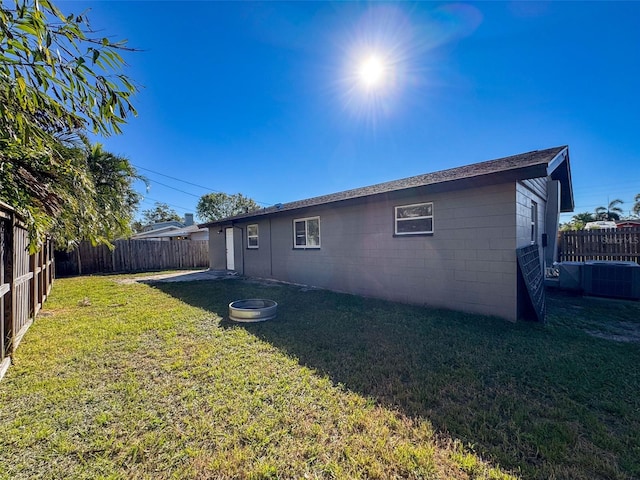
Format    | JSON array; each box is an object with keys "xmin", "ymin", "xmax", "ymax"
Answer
[{"xmin": 582, "ymin": 261, "xmax": 640, "ymax": 300}]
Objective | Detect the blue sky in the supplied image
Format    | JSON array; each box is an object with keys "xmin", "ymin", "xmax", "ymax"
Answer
[{"xmin": 70, "ymin": 1, "xmax": 640, "ymax": 223}]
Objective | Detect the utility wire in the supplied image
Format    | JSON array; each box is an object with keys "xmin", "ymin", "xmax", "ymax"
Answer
[
  {"xmin": 133, "ymin": 163, "xmax": 273, "ymax": 206},
  {"xmin": 138, "ymin": 195, "xmax": 193, "ymax": 212},
  {"xmin": 145, "ymin": 179, "xmax": 202, "ymax": 198},
  {"xmin": 134, "ymin": 164, "xmax": 224, "ymax": 193}
]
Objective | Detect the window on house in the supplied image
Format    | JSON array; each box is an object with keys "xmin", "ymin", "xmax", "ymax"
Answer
[
  {"xmin": 530, "ymin": 201, "xmax": 538, "ymax": 244},
  {"xmin": 247, "ymin": 224, "xmax": 259, "ymax": 249},
  {"xmin": 294, "ymin": 216, "xmax": 320, "ymax": 248},
  {"xmin": 395, "ymin": 202, "xmax": 433, "ymax": 235}
]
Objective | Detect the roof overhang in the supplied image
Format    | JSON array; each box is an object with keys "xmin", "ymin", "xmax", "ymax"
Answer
[
  {"xmin": 131, "ymin": 225, "xmax": 182, "ymax": 239},
  {"xmin": 545, "ymin": 147, "xmax": 574, "ymax": 212},
  {"xmin": 200, "ymin": 146, "xmax": 575, "ymax": 227}
]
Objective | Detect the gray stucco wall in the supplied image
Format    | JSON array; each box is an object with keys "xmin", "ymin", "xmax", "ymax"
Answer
[{"xmin": 210, "ymin": 182, "xmax": 532, "ymax": 321}]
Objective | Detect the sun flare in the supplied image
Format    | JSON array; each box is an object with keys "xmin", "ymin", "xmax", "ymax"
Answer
[{"xmin": 359, "ymin": 55, "xmax": 385, "ymax": 88}]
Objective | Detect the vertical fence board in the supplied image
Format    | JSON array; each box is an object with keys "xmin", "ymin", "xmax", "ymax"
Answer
[
  {"xmin": 0, "ymin": 203, "xmax": 54, "ymax": 379},
  {"xmin": 13, "ymin": 221, "xmax": 34, "ymax": 350},
  {"xmin": 54, "ymin": 239, "xmax": 209, "ymax": 276},
  {"xmin": 1, "ymin": 213, "xmax": 10, "ymax": 366},
  {"xmin": 558, "ymin": 228, "xmax": 640, "ymax": 263}
]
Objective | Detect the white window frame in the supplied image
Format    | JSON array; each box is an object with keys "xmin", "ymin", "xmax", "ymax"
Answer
[
  {"xmin": 394, "ymin": 202, "xmax": 434, "ymax": 235},
  {"xmin": 247, "ymin": 224, "xmax": 259, "ymax": 249},
  {"xmin": 293, "ymin": 216, "xmax": 321, "ymax": 249}
]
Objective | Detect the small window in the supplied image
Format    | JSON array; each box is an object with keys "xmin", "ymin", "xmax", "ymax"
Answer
[
  {"xmin": 530, "ymin": 201, "xmax": 538, "ymax": 244},
  {"xmin": 395, "ymin": 202, "xmax": 433, "ymax": 235},
  {"xmin": 293, "ymin": 216, "xmax": 320, "ymax": 248},
  {"xmin": 247, "ymin": 224, "xmax": 259, "ymax": 248}
]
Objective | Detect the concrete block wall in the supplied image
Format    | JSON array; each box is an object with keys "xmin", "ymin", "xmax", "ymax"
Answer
[
  {"xmin": 243, "ymin": 220, "xmax": 272, "ymax": 277},
  {"xmin": 515, "ymin": 179, "xmax": 549, "ymax": 320},
  {"xmin": 516, "ymin": 180, "xmax": 547, "ymax": 251},
  {"xmin": 208, "ymin": 228, "xmax": 227, "ymax": 270},
  {"xmin": 211, "ymin": 182, "xmax": 525, "ymax": 321}
]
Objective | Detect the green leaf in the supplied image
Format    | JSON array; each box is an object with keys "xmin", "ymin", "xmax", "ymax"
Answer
[
  {"xmin": 16, "ymin": 76, "xmax": 26, "ymax": 93},
  {"xmin": 16, "ymin": 23, "xmax": 38, "ymax": 36},
  {"xmin": 0, "ymin": 0, "xmax": 140, "ymax": 249}
]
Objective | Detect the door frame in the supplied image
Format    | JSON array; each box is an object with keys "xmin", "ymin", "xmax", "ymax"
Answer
[{"xmin": 225, "ymin": 227, "xmax": 235, "ymax": 270}]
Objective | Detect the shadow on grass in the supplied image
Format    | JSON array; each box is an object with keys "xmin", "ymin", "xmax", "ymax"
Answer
[{"xmin": 150, "ymin": 278, "xmax": 640, "ymax": 480}]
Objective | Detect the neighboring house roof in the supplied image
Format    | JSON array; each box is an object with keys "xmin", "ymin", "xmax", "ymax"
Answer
[
  {"xmin": 131, "ymin": 224, "xmax": 208, "ymax": 240},
  {"xmin": 147, "ymin": 225, "xmax": 209, "ymax": 239},
  {"xmin": 142, "ymin": 220, "xmax": 184, "ymax": 232},
  {"xmin": 200, "ymin": 146, "xmax": 573, "ymax": 228},
  {"xmin": 585, "ymin": 221, "xmax": 618, "ymax": 230},
  {"xmin": 131, "ymin": 225, "xmax": 182, "ymax": 240},
  {"xmin": 617, "ymin": 220, "xmax": 640, "ymax": 228}
]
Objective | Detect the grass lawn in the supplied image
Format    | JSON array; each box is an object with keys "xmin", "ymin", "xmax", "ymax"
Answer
[{"xmin": 1, "ymin": 274, "xmax": 638, "ymax": 479}]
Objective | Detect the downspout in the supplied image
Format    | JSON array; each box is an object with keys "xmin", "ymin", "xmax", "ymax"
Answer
[
  {"xmin": 545, "ymin": 180, "xmax": 561, "ymax": 269},
  {"xmin": 269, "ymin": 218, "xmax": 273, "ymax": 277}
]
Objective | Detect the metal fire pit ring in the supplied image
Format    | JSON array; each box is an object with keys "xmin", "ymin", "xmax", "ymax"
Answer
[{"xmin": 228, "ymin": 299, "xmax": 278, "ymax": 322}]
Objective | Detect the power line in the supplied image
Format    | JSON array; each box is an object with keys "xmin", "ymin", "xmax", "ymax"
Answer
[
  {"xmin": 133, "ymin": 163, "xmax": 272, "ymax": 206},
  {"xmin": 146, "ymin": 179, "xmax": 202, "ymax": 198},
  {"xmin": 138, "ymin": 195, "xmax": 193, "ymax": 212},
  {"xmin": 134, "ymin": 164, "xmax": 223, "ymax": 193}
]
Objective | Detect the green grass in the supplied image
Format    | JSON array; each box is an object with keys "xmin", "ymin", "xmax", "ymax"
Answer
[{"xmin": 1, "ymin": 274, "xmax": 638, "ymax": 479}]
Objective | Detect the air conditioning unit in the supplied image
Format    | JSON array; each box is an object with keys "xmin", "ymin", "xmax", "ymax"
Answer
[
  {"xmin": 558, "ymin": 262, "xmax": 583, "ymax": 291},
  {"xmin": 582, "ymin": 261, "xmax": 640, "ymax": 300}
]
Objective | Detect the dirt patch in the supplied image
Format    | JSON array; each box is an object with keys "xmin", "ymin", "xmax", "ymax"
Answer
[{"xmin": 585, "ymin": 321, "xmax": 640, "ymax": 343}]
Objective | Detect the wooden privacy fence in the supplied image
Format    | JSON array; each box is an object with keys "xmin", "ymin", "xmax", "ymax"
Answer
[
  {"xmin": 1, "ymin": 202, "xmax": 54, "ymax": 380},
  {"xmin": 558, "ymin": 227, "xmax": 640, "ymax": 263},
  {"xmin": 55, "ymin": 239, "xmax": 209, "ymax": 276}
]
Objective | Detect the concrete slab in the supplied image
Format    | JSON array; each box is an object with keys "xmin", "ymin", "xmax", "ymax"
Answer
[{"xmin": 117, "ymin": 270, "xmax": 239, "ymax": 284}]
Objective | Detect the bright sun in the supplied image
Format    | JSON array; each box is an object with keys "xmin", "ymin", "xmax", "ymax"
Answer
[{"xmin": 358, "ymin": 55, "xmax": 385, "ymax": 88}]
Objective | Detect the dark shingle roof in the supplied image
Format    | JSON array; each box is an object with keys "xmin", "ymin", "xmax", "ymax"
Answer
[{"xmin": 200, "ymin": 146, "xmax": 570, "ymax": 227}]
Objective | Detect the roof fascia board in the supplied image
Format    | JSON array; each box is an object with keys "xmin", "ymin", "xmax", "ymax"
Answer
[
  {"xmin": 153, "ymin": 228, "xmax": 207, "ymax": 237},
  {"xmin": 201, "ymin": 163, "xmax": 550, "ymax": 228},
  {"xmin": 545, "ymin": 147, "xmax": 574, "ymax": 212},
  {"xmin": 132, "ymin": 226, "xmax": 180, "ymax": 239},
  {"xmin": 546, "ymin": 146, "xmax": 568, "ymax": 176}
]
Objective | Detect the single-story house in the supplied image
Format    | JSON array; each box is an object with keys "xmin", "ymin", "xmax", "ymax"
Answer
[
  {"xmin": 141, "ymin": 220, "xmax": 185, "ymax": 232},
  {"xmin": 584, "ymin": 221, "xmax": 617, "ymax": 230},
  {"xmin": 617, "ymin": 220, "xmax": 640, "ymax": 229},
  {"xmin": 131, "ymin": 224, "xmax": 209, "ymax": 241},
  {"xmin": 201, "ymin": 146, "xmax": 574, "ymax": 322},
  {"xmin": 132, "ymin": 213, "xmax": 209, "ymax": 241}
]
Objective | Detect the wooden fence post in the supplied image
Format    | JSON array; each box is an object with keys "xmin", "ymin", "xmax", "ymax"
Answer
[
  {"xmin": 29, "ymin": 252, "xmax": 36, "ymax": 318},
  {"xmin": 76, "ymin": 247, "xmax": 82, "ymax": 276},
  {"xmin": 0, "ymin": 209, "xmax": 12, "ymax": 376}
]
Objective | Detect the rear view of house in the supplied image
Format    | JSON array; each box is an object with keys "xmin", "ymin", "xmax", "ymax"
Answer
[{"xmin": 201, "ymin": 146, "xmax": 574, "ymax": 322}]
